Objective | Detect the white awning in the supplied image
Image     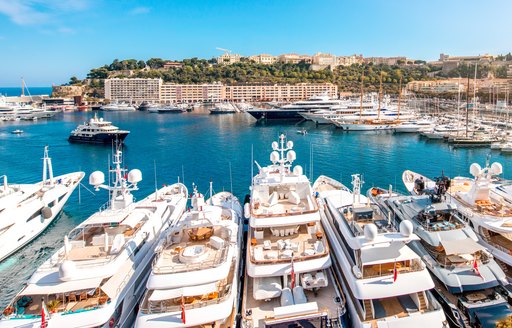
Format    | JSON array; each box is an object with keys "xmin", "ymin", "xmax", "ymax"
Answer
[
  {"xmin": 183, "ymin": 282, "xmax": 217, "ymax": 296},
  {"xmin": 21, "ymin": 277, "xmax": 102, "ymax": 296},
  {"xmin": 441, "ymin": 238, "xmax": 484, "ymax": 255},
  {"xmin": 101, "ymin": 261, "xmax": 134, "ymax": 299},
  {"xmin": 361, "ymin": 243, "xmax": 418, "ymax": 265},
  {"xmin": 149, "ymin": 288, "xmax": 183, "ymax": 301},
  {"xmin": 122, "ymin": 211, "xmax": 147, "ymax": 228}
]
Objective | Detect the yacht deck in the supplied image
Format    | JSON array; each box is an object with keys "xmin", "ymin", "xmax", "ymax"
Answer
[{"xmin": 242, "ymin": 271, "xmax": 341, "ymax": 328}]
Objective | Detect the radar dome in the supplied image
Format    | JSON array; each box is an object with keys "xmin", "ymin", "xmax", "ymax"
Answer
[
  {"xmin": 363, "ymin": 224, "xmax": 378, "ymax": 241},
  {"xmin": 272, "ymin": 141, "xmax": 278, "ymax": 150},
  {"xmin": 293, "ymin": 165, "xmax": 303, "ymax": 175},
  {"xmin": 286, "ymin": 150, "xmax": 296, "ymax": 163},
  {"xmin": 89, "ymin": 171, "xmax": 105, "ymax": 186},
  {"xmin": 128, "ymin": 169, "xmax": 142, "ymax": 184},
  {"xmin": 399, "ymin": 220, "xmax": 413, "ymax": 237},
  {"xmin": 469, "ymin": 163, "xmax": 482, "ymax": 177},
  {"xmin": 59, "ymin": 260, "xmax": 77, "ymax": 281},
  {"xmin": 491, "ymin": 162, "xmax": 503, "ymax": 175},
  {"xmin": 270, "ymin": 151, "xmax": 280, "ymax": 164},
  {"xmin": 286, "ymin": 140, "xmax": 294, "ymax": 149}
]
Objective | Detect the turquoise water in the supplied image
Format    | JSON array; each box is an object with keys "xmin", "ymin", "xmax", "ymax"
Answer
[
  {"xmin": 0, "ymin": 110, "xmax": 511, "ymax": 307},
  {"xmin": 0, "ymin": 87, "xmax": 52, "ymax": 97}
]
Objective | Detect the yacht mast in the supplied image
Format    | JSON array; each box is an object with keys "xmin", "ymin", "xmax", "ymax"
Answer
[
  {"xmin": 466, "ymin": 75, "xmax": 470, "ymax": 138},
  {"xmin": 378, "ymin": 72, "xmax": 383, "ymax": 120},
  {"xmin": 398, "ymin": 76, "xmax": 402, "ymax": 120},
  {"xmin": 359, "ymin": 68, "xmax": 364, "ymax": 122}
]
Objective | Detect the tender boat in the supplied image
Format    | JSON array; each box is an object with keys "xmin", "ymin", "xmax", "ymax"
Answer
[
  {"xmin": 10, "ymin": 130, "xmax": 23, "ymax": 134},
  {"xmin": 241, "ymin": 134, "xmax": 346, "ymax": 328},
  {"xmin": 0, "ymin": 147, "xmax": 188, "ymax": 328},
  {"xmin": 0, "ymin": 147, "xmax": 84, "ymax": 262},
  {"xmin": 314, "ymin": 174, "xmax": 447, "ymax": 327},
  {"xmin": 135, "ymin": 184, "xmax": 243, "ymax": 327}
]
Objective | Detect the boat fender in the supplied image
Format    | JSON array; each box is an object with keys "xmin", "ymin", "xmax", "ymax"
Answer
[
  {"xmin": 352, "ymin": 265, "xmax": 362, "ymax": 278},
  {"xmin": 42, "ymin": 207, "xmax": 52, "ymax": 219},
  {"xmin": 244, "ymin": 203, "xmax": 250, "ymax": 219}
]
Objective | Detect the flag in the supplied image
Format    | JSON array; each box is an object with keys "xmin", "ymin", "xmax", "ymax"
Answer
[
  {"xmin": 41, "ymin": 298, "xmax": 48, "ymax": 328},
  {"xmin": 473, "ymin": 258, "xmax": 483, "ymax": 280},
  {"xmin": 181, "ymin": 296, "xmax": 186, "ymax": 324},
  {"xmin": 290, "ymin": 258, "xmax": 295, "ymax": 289},
  {"xmin": 393, "ymin": 261, "xmax": 398, "ymax": 283}
]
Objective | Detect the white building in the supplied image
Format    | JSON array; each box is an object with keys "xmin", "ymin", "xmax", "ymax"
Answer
[
  {"xmin": 249, "ymin": 54, "xmax": 277, "ymax": 65},
  {"xmin": 105, "ymin": 78, "xmax": 161, "ymax": 102},
  {"xmin": 217, "ymin": 53, "xmax": 241, "ymax": 65}
]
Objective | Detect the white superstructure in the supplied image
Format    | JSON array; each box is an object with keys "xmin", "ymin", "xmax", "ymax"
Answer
[
  {"xmin": 0, "ymin": 147, "xmax": 187, "ymax": 328},
  {"xmin": 100, "ymin": 102, "xmax": 136, "ymax": 111},
  {"xmin": 0, "ymin": 147, "xmax": 84, "ymax": 262},
  {"xmin": 241, "ymin": 134, "xmax": 345, "ymax": 328},
  {"xmin": 135, "ymin": 184, "xmax": 243, "ymax": 327},
  {"xmin": 314, "ymin": 175, "xmax": 447, "ymax": 328}
]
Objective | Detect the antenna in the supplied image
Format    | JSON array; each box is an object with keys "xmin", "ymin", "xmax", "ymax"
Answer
[
  {"xmin": 251, "ymin": 144, "xmax": 254, "ymax": 187},
  {"xmin": 181, "ymin": 165, "xmax": 185, "ymax": 185},
  {"xmin": 154, "ymin": 160, "xmax": 158, "ymax": 200},
  {"xmin": 229, "ymin": 162, "xmax": 233, "ymax": 193}
]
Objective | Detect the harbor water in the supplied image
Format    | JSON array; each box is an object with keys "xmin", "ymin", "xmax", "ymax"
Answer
[{"xmin": 1, "ymin": 110, "xmax": 512, "ymax": 307}]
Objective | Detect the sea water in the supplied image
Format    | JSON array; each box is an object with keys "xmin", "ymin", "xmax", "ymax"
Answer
[{"xmin": 0, "ymin": 110, "xmax": 510, "ymax": 307}]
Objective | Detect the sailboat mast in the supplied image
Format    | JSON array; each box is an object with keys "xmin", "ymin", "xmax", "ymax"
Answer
[
  {"xmin": 359, "ymin": 68, "xmax": 364, "ymax": 122},
  {"xmin": 466, "ymin": 75, "xmax": 470, "ymax": 138},
  {"xmin": 21, "ymin": 78, "xmax": 25, "ymax": 97},
  {"xmin": 398, "ymin": 76, "xmax": 402, "ymax": 120},
  {"xmin": 378, "ymin": 72, "xmax": 382, "ymax": 120}
]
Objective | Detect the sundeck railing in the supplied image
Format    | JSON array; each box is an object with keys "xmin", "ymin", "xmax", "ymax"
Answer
[{"xmin": 140, "ymin": 292, "xmax": 230, "ymax": 315}]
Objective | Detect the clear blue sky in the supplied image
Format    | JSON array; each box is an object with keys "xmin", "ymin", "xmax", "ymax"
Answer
[{"xmin": 0, "ymin": 0, "xmax": 510, "ymax": 86}]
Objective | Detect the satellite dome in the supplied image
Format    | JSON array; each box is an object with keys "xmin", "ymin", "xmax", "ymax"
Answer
[
  {"xmin": 491, "ymin": 162, "xmax": 503, "ymax": 175},
  {"xmin": 270, "ymin": 151, "xmax": 280, "ymax": 164},
  {"xmin": 286, "ymin": 150, "xmax": 296, "ymax": 163},
  {"xmin": 272, "ymin": 141, "xmax": 278, "ymax": 150},
  {"xmin": 286, "ymin": 140, "xmax": 294, "ymax": 149},
  {"xmin": 469, "ymin": 163, "xmax": 482, "ymax": 177},
  {"xmin": 399, "ymin": 220, "xmax": 413, "ymax": 237},
  {"xmin": 128, "ymin": 169, "xmax": 142, "ymax": 184},
  {"xmin": 89, "ymin": 171, "xmax": 105, "ymax": 186},
  {"xmin": 363, "ymin": 224, "xmax": 378, "ymax": 241},
  {"xmin": 293, "ymin": 165, "xmax": 303, "ymax": 175},
  {"xmin": 59, "ymin": 260, "xmax": 77, "ymax": 281}
]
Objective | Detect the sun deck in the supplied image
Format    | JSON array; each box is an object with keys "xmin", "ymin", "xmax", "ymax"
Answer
[
  {"xmin": 242, "ymin": 270, "xmax": 342, "ymax": 328},
  {"xmin": 153, "ymin": 224, "xmax": 231, "ymax": 274},
  {"xmin": 248, "ymin": 223, "xmax": 328, "ymax": 264}
]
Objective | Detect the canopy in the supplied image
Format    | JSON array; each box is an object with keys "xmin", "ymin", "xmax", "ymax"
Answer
[
  {"xmin": 101, "ymin": 261, "xmax": 134, "ymax": 299},
  {"xmin": 441, "ymin": 238, "xmax": 484, "ymax": 255},
  {"xmin": 122, "ymin": 211, "xmax": 147, "ymax": 229},
  {"xmin": 361, "ymin": 243, "xmax": 418, "ymax": 265},
  {"xmin": 148, "ymin": 282, "xmax": 218, "ymax": 301},
  {"xmin": 21, "ymin": 277, "xmax": 102, "ymax": 296}
]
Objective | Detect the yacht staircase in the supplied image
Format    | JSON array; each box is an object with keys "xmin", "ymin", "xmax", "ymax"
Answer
[
  {"xmin": 363, "ymin": 299, "xmax": 373, "ymax": 321},
  {"xmin": 417, "ymin": 292, "xmax": 427, "ymax": 311}
]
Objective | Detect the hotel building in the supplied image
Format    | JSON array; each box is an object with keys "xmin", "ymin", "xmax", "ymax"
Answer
[{"xmin": 104, "ymin": 78, "xmax": 161, "ymax": 102}]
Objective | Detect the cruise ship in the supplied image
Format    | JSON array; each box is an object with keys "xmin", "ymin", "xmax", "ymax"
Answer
[
  {"xmin": 370, "ymin": 187, "xmax": 512, "ymax": 327},
  {"xmin": 314, "ymin": 174, "xmax": 447, "ymax": 327},
  {"xmin": 240, "ymin": 134, "xmax": 346, "ymax": 328},
  {"xmin": 403, "ymin": 161, "xmax": 512, "ymax": 274},
  {"xmin": 0, "ymin": 147, "xmax": 188, "ymax": 328},
  {"xmin": 0, "ymin": 147, "xmax": 84, "ymax": 262},
  {"xmin": 135, "ymin": 184, "xmax": 243, "ymax": 327},
  {"xmin": 246, "ymin": 94, "xmax": 344, "ymax": 120},
  {"xmin": 68, "ymin": 114, "xmax": 130, "ymax": 144}
]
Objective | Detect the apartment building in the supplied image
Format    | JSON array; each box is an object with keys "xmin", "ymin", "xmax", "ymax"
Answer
[
  {"xmin": 407, "ymin": 80, "xmax": 465, "ymax": 93},
  {"xmin": 160, "ymin": 83, "xmax": 223, "ymax": 103},
  {"xmin": 223, "ymin": 83, "xmax": 337, "ymax": 101},
  {"xmin": 249, "ymin": 54, "xmax": 277, "ymax": 65},
  {"xmin": 277, "ymin": 54, "xmax": 312, "ymax": 64},
  {"xmin": 104, "ymin": 78, "xmax": 161, "ymax": 101}
]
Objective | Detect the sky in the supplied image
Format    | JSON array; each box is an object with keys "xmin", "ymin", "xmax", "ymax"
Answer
[{"xmin": 0, "ymin": 0, "xmax": 510, "ymax": 86}]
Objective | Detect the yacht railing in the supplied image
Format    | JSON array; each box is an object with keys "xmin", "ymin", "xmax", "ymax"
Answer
[
  {"xmin": 362, "ymin": 261, "xmax": 424, "ymax": 279},
  {"xmin": 141, "ymin": 289, "xmax": 231, "ymax": 314}
]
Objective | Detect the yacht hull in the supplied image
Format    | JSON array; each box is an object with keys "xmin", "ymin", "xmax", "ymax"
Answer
[{"xmin": 68, "ymin": 132, "xmax": 129, "ymax": 144}]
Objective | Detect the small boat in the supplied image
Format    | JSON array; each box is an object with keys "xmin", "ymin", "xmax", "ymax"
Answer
[
  {"xmin": 11, "ymin": 129, "xmax": 23, "ymax": 134},
  {"xmin": 296, "ymin": 129, "xmax": 307, "ymax": 135}
]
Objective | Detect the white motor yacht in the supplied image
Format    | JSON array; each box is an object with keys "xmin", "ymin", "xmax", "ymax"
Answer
[
  {"xmin": 314, "ymin": 175, "xmax": 447, "ymax": 327},
  {"xmin": 0, "ymin": 147, "xmax": 188, "ymax": 328},
  {"xmin": 371, "ymin": 187, "xmax": 512, "ymax": 328},
  {"xmin": 0, "ymin": 147, "xmax": 84, "ymax": 262},
  {"xmin": 100, "ymin": 102, "xmax": 136, "ymax": 111},
  {"xmin": 135, "ymin": 184, "xmax": 243, "ymax": 327},
  {"xmin": 403, "ymin": 162, "xmax": 512, "ymax": 274},
  {"xmin": 241, "ymin": 134, "xmax": 346, "ymax": 328}
]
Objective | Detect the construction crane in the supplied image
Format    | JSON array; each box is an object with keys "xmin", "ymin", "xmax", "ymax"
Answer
[{"xmin": 216, "ymin": 47, "xmax": 232, "ymax": 55}]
